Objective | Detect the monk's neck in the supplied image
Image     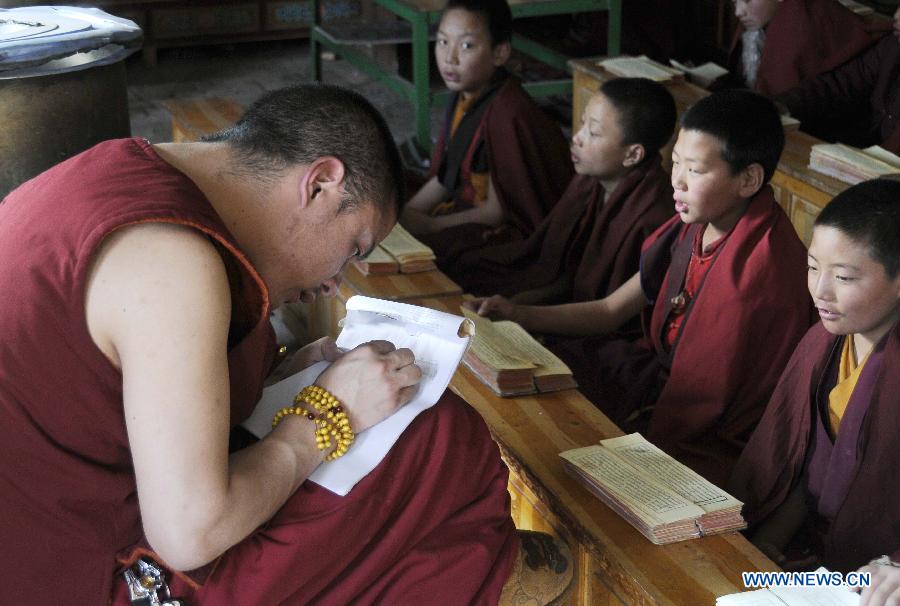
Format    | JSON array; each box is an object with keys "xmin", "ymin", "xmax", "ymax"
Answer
[
  {"xmin": 599, "ymin": 177, "xmax": 622, "ymax": 200},
  {"xmin": 460, "ymin": 88, "xmax": 484, "ymax": 103},
  {"xmin": 855, "ymin": 316, "xmax": 900, "ymax": 361},
  {"xmin": 152, "ymin": 142, "xmax": 270, "ymax": 242},
  {"xmin": 704, "ymin": 198, "xmax": 749, "ymax": 247}
]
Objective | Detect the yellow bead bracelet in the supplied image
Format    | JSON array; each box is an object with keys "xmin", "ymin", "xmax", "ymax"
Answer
[{"xmin": 271, "ymin": 384, "xmax": 355, "ymax": 462}]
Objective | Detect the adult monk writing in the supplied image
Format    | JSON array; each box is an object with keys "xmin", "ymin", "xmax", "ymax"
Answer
[{"xmin": 0, "ymin": 85, "xmax": 570, "ymax": 605}]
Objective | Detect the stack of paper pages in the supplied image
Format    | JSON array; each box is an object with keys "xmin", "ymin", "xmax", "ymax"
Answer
[
  {"xmin": 809, "ymin": 143, "xmax": 900, "ymax": 184},
  {"xmin": 717, "ymin": 569, "xmax": 860, "ymax": 605},
  {"xmin": 598, "ymin": 55, "xmax": 685, "ymax": 82},
  {"xmin": 781, "ymin": 114, "xmax": 801, "ymax": 131},
  {"xmin": 460, "ymin": 308, "xmax": 577, "ymax": 396},
  {"xmin": 353, "ymin": 224, "xmax": 436, "ymax": 274},
  {"xmin": 352, "ymin": 245, "xmax": 399, "ymax": 275},
  {"xmin": 560, "ymin": 434, "xmax": 746, "ymax": 544},
  {"xmin": 669, "ymin": 59, "xmax": 728, "ymax": 87}
]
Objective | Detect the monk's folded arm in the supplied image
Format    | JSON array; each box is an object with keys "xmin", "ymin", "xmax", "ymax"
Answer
[
  {"xmin": 404, "ymin": 175, "xmax": 449, "ymax": 215},
  {"xmin": 86, "ymin": 224, "xmax": 324, "ymax": 571},
  {"xmin": 432, "ymin": 176, "xmax": 504, "ymax": 230}
]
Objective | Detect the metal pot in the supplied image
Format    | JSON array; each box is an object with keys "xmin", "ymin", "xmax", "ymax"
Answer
[{"xmin": 0, "ymin": 6, "xmax": 142, "ymax": 198}]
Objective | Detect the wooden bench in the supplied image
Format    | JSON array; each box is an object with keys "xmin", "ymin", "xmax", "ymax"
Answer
[{"xmin": 161, "ymin": 97, "xmax": 245, "ymax": 143}]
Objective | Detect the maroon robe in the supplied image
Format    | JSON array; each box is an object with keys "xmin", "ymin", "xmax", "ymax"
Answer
[
  {"xmin": 569, "ymin": 187, "xmax": 815, "ymax": 486},
  {"xmin": 0, "ymin": 138, "xmax": 517, "ymax": 605},
  {"xmin": 421, "ymin": 73, "xmax": 574, "ymax": 269},
  {"xmin": 780, "ymin": 33, "xmax": 900, "ymax": 153},
  {"xmin": 450, "ymin": 156, "xmax": 674, "ymax": 302},
  {"xmin": 729, "ymin": 323, "xmax": 900, "ymax": 572},
  {"xmin": 640, "ymin": 186, "xmax": 816, "ymax": 486},
  {"xmin": 728, "ymin": 0, "xmax": 884, "ymax": 97}
]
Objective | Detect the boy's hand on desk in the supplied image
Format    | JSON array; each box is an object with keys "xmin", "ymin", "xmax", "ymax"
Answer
[
  {"xmin": 857, "ymin": 561, "xmax": 900, "ymax": 606},
  {"xmin": 463, "ymin": 295, "xmax": 518, "ymax": 322},
  {"xmin": 315, "ymin": 340, "xmax": 422, "ymax": 432}
]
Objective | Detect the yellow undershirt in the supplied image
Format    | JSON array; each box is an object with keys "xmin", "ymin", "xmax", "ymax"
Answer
[
  {"xmin": 441, "ymin": 95, "xmax": 489, "ymax": 208},
  {"xmin": 827, "ymin": 334, "xmax": 871, "ymax": 435}
]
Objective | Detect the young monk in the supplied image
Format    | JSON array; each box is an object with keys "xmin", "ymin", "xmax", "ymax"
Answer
[
  {"xmin": 777, "ymin": 6, "xmax": 900, "ymax": 154},
  {"xmin": 467, "ymin": 90, "xmax": 816, "ymax": 486},
  {"xmin": 400, "ymin": 0, "xmax": 573, "ymax": 270},
  {"xmin": 729, "ymin": 179, "xmax": 900, "ymax": 595},
  {"xmin": 449, "ymin": 77, "xmax": 676, "ymax": 313},
  {"xmin": 726, "ymin": 0, "xmax": 883, "ymax": 97}
]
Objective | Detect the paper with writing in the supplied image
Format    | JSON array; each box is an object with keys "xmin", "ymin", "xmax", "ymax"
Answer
[
  {"xmin": 716, "ymin": 568, "xmax": 860, "ymax": 606},
  {"xmin": 598, "ymin": 55, "xmax": 684, "ymax": 81},
  {"xmin": 561, "ymin": 445, "xmax": 704, "ymax": 526},
  {"xmin": 242, "ymin": 296, "xmax": 471, "ymax": 496},
  {"xmin": 601, "ymin": 434, "xmax": 740, "ymax": 512},
  {"xmin": 460, "ymin": 308, "xmax": 571, "ymax": 376},
  {"xmin": 378, "ymin": 223, "xmax": 435, "ymax": 262},
  {"xmin": 669, "ymin": 59, "xmax": 728, "ymax": 87}
]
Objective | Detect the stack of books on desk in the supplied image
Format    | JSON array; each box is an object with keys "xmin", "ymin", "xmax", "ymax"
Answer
[
  {"xmin": 352, "ymin": 246, "xmax": 399, "ymax": 275},
  {"xmin": 809, "ymin": 143, "xmax": 900, "ymax": 184},
  {"xmin": 668, "ymin": 59, "xmax": 727, "ymax": 87},
  {"xmin": 460, "ymin": 308, "xmax": 577, "ymax": 396},
  {"xmin": 353, "ymin": 224, "xmax": 436, "ymax": 275},
  {"xmin": 780, "ymin": 114, "xmax": 801, "ymax": 131},
  {"xmin": 598, "ymin": 55, "xmax": 685, "ymax": 82},
  {"xmin": 560, "ymin": 434, "xmax": 746, "ymax": 545}
]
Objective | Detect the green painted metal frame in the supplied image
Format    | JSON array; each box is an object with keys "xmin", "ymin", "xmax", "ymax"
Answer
[{"xmin": 310, "ymin": 0, "xmax": 621, "ymax": 151}]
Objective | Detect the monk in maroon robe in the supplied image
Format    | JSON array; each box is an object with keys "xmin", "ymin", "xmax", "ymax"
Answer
[
  {"xmin": 450, "ymin": 78, "xmax": 677, "ymax": 307},
  {"xmin": 468, "ymin": 91, "xmax": 815, "ymax": 487},
  {"xmin": 729, "ymin": 180, "xmax": 900, "ymax": 588},
  {"xmin": 453, "ymin": 161, "xmax": 672, "ymax": 301},
  {"xmin": 0, "ymin": 86, "xmax": 532, "ymax": 605},
  {"xmin": 778, "ymin": 11, "xmax": 900, "ymax": 154},
  {"xmin": 423, "ymin": 72, "xmax": 573, "ymax": 248},
  {"xmin": 727, "ymin": 0, "xmax": 884, "ymax": 97},
  {"xmin": 401, "ymin": 0, "xmax": 572, "ymax": 273}
]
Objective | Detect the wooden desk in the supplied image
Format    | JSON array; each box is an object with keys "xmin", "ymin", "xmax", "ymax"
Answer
[
  {"xmin": 569, "ymin": 58, "xmax": 852, "ymax": 246},
  {"xmin": 307, "ymin": 264, "xmax": 462, "ymax": 345},
  {"xmin": 310, "ymin": 289, "xmax": 779, "ymax": 605},
  {"xmin": 310, "ymin": 0, "xmax": 622, "ymax": 151}
]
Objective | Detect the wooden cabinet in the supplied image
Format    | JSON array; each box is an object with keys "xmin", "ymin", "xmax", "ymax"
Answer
[{"xmin": 18, "ymin": 0, "xmax": 363, "ymax": 65}]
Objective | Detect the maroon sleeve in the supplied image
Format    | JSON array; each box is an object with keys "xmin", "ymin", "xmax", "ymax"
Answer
[
  {"xmin": 484, "ymin": 80, "xmax": 574, "ymax": 236},
  {"xmin": 779, "ymin": 36, "xmax": 887, "ymax": 124}
]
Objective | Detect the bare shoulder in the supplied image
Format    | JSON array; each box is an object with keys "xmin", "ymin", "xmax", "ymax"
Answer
[{"xmin": 85, "ymin": 222, "xmax": 231, "ymax": 368}]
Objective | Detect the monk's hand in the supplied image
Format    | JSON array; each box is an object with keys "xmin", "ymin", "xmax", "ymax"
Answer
[
  {"xmin": 464, "ymin": 295, "xmax": 517, "ymax": 321},
  {"xmin": 857, "ymin": 561, "xmax": 900, "ymax": 606},
  {"xmin": 314, "ymin": 340, "xmax": 422, "ymax": 432}
]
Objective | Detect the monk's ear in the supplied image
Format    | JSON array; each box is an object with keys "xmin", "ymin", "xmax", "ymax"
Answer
[
  {"xmin": 492, "ymin": 41, "xmax": 511, "ymax": 67},
  {"xmin": 622, "ymin": 143, "xmax": 645, "ymax": 168},
  {"xmin": 298, "ymin": 156, "xmax": 346, "ymax": 210},
  {"xmin": 737, "ymin": 163, "xmax": 765, "ymax": 198}
]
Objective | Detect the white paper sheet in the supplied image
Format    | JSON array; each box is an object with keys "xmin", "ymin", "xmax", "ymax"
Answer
[{"xmin": 242, "ymin": 296, "xmax": 472, "ymax": 495}]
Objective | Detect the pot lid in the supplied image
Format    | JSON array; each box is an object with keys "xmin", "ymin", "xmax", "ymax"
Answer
[{"xmin": 0, "ymin": 6, "xmax": 142, "ymax": 78}]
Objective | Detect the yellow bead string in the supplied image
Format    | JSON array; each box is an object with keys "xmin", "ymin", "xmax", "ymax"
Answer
[{"xmin": 271, "ymin": 385, "xmax": 355, "ymax": 462}]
